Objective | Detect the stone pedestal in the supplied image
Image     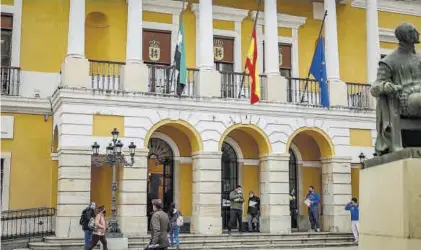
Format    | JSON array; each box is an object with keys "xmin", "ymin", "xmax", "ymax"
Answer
[
  {"xmin": 265, "ymin": 74, "xmax": 287, "ymax": 102},
  {"xmin": 121, "ymin": 61, "xmax": 149, "ymax": 93},
  {"xmin": 60, "ymin": 57, "xmax": 89, "ymax": 88},
  {"xmin": 359, "ymin": 148, "xmax": 421, "ymax": 250},
  {"xmin": 56, "ymin": 148, "xmax": 92, "ymax": 238},
  {"xmin": 191, "ymin": 152, "xmax": 222, "ymax": 234},
  {"xmin": 321, "ymin": 156, "xmax": 352, "ymax": 233},
  {"xmin": 118, "ymin": 149, "xmax": 148, "ymax": 236},
  {"xmin": 105, "ymin": 237, "xmax": 128, "ymax": 250},
  {"xmin": 197, "ymin": 70, "xmax": 221, "ymax": 98},
  {"xmin": 259, "ymin": 154, "xmax": 290, "ymax": 233},
  {"xmin": 328, "ymin": 79, "xmax": 348, "ymax": 107}
]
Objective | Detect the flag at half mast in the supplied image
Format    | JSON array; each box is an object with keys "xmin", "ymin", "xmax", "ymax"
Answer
[
  {"xmin": 174, "ymin": 17, "xmax": 187, "ymax": 96},
  {"xmin": 245, "ymin": 27, "xmax": 260, "ymax": 104}
]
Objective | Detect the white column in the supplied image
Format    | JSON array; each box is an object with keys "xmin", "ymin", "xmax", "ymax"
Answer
[
  {"xmin": 291, "ymin": 28, "xmax": 299, "ymax": 78},
  {"xmin": 126, "ymin": 0, "xmax": 142, "ymax": 62},
  {"xmin": 198, "ymin": 0, "xmax": 214, "ymax": 70},
  {"xmin": 324, "ymin": 0, "xmax": 340, "ymax": 81},
  {"xmin": 67, "ymin": 0, "xmax": 85, "ymax": 57},
  {"xmin": 264, "ymin": 0, "xmax": 279, "ymax": 75},
  {"xmin": 366, "ymin": 0, "xmax": 380, "ymax": 84}
]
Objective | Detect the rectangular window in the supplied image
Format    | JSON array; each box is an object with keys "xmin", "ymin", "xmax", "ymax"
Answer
[
  {"xmin": 263, "ymin": 42, "xmax": 292, "ymax": 77},
  {"xmin": 1, "ymin": 14, "xmax": 13, "ymax": 67},
  {"xmin": 214, "ymin": 36, "xmax": 234, "ymax": 72},
  {"xmin": 143, "ymin": 29, "xmax": 172, "ymax": 65}
]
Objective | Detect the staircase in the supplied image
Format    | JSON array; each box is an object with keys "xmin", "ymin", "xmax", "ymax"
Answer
[{"xmin": 25, "ymin": 232, "xmax": 356, "ymax": 250}]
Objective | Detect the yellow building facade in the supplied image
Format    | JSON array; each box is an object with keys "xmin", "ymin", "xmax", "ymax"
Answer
[{"xmin": 1, "ymin": 0, "xmax": 420, "ymax": 237}]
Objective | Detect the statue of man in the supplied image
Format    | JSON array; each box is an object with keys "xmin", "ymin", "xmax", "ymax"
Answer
[{"xmin": 370, "ymin": 23, "xmax": 421, "ymax": 156}]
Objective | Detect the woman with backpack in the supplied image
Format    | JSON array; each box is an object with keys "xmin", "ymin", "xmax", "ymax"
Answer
[
  {"xmin": 168, "ymin": 203, "xmax": 183, "ymax": 249},
  {"xmin": 88, "ymin": 205, "xmax": 108, "ymax": 250}
]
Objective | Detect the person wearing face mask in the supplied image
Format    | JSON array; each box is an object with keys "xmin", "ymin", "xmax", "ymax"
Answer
[
  {"xmin": 247, "ymin": 191, "xmax": 260, "ymax": 232},
  {"xmin": 305, "ymin": 186, "xmax": 320, "ymax": 232},
  {"xmin": 228, "ymin": 185, "xmax": 244, "ymax": 234}
]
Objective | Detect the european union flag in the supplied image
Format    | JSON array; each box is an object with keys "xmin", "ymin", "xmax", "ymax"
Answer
[{"xmin": 310, "ymin": 37, "xmax": 329, "ymax": 108}]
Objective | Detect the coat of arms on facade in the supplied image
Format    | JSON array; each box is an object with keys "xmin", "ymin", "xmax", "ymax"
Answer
[
  {"xmin": 279, "ymin": 46, "xmax": 283, "ymax": 67},
  {"xmin": 149, "ymin": 40, "xmax": 160, "ymax": 62},
  {"xmin": 213, "ymin": 39, "xmax": 224, "ymax": 61}
]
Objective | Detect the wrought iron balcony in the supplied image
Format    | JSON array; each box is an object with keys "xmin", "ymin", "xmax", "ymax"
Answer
[
  {"xmin": 89, "ymin": 60, "xmax": 125, "ymax": 91},
  {"xmin": 1, "ymin": 66, "xmax": 20, "ymax": 96},
  {"xmin": 286, "ymin": 77, "xmax": 321, "ymax": 106},
  {"xmin": 220, "ymin": 71, "xmax": 266, "ymax": 100},
  {"xmin": 346, "ymin": 82, "xmax": 371, "ymax": 109}
]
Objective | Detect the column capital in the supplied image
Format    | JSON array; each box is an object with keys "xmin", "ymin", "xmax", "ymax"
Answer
[
  {"xmin": 192, "ymin": 151, "xmax": 222, "ymax": 160},
  {"xmin": 320, "ymin": 156, "xmax": 352, "ymax": 164},
  {"xmin": 260, "ymin": 153, "xmax": 290, "ymax": 162}
]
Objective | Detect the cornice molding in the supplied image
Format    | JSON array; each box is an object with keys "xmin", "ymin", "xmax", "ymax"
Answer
[
  {"xmin": 50, "ymin": 88, "xmax": 375, "ymax": 123},
  {"xmin": 191, "ymin": 4, "xmax": 249, "ymax": 22},
  {"xmin": 142, "ymin": 0, "xmax": 186, "ymax": 15},
  {"xmin": 351, "ymin": 0, "xmax": 421, "ymax": 17},
  {"xmin": 379, "ymin": 28, "xmax": 398, "ymax": 43},
  {"xmin": 1, "ymin": 96, "xmax": 51, "ymax": 114},
  {"xmin": 251, "ymin": 11, "xmax": 307, "ymax": 29}
]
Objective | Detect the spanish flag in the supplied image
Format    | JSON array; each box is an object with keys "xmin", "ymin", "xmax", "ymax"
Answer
[{"xmin": 245, "ymin": 27, "xmax": 260, "ymax": 104}]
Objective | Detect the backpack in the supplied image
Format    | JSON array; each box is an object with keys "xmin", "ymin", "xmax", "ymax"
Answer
[
  {"xmin": 79, "ymin": 210, "xmax": 87, "ymax": 226},
  {"xmin": 176, "ymin": 212, "xmax": 184, "ymax": 227},
  {"xmin": 88, "ymin": 217, "xmax": 96, "ymax": 230}
]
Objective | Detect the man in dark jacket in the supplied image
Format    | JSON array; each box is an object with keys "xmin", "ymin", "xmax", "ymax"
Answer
[
  {"xmin": 148, "ymin": 199, "xmax": 170, "ymax": 250},
  {"xmin": 289, "ymin": 188, "xmax": 298, "ymax": 228},
  {"xmin": 228, "ymin": 185, "xmax": 244, "ymax": 234},
  {"xmin": 80, "ymin": 202, "xmax": 96, "ymax": 250},
  {"xmin": 247, "ymin": 191, "xmax": 260, "ymax": 232}
]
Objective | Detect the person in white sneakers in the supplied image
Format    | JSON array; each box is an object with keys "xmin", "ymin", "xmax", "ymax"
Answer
[{"xmin": 345, "ymin": 197, "xmax": 360, "ymax": 244}]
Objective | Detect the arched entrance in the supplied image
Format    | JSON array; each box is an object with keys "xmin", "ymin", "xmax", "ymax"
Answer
[
  {"xmin": 147, "ymin": 138, "xmax": 174, "ymax": 229},
  {"xmin": 221, "ymin": 142, "xmax": 238, "ymax": 229},
  {"xmin": 289, "ymin": 149, "xmax": 298, "ymax": 229}
]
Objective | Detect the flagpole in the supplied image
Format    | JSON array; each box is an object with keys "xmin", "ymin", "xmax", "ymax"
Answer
[
  {"xmin": 300, "ymin": 10, "xmax": 327, "ymax": 103},
  {"xmin": 238, "ymin": 0, "xmax": 263, "ymax": 99},
  {"xmin": 171, "ymin": 0, "xmax": 187, "ymax": 96}
]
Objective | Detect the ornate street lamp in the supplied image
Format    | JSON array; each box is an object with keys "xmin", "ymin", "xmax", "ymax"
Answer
[
  {"xmin": 91, "ymin": 128, "xmax": 137, "ymax": 237},
  {"xmin": 359, "ymin": 152, "xmax": 366, "ymax": 169}
]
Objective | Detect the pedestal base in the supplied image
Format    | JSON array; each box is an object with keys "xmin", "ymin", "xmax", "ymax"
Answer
[
  {"xmin": 105, "ymin": 237, "xmax": 128, "ymax": 250},
  {"xmin": 359, "ymin": 148, "xmax": 421, "ymax": 250}
]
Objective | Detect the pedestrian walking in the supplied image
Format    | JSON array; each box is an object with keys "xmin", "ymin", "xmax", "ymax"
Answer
[
  {"xmin": 146, "ymin": 199, "xmax": 170, "ymax": 250},
  {"xmin": 228, "ymin": 185, "xmax": 244, "ymax": 235},
  {"xmin": 305, "ymin": 186, "xmax": 320, "ymax": 232},
  {"xmin": 247, "ymin": 191, "xmax": 260, "ymax": 232},
  {"xmin": 88, "ymin": 205, "xmax": 108, "ymax": 250},
  {"xmin": 289, "ymin": 189, "xmax": 298, "ymax": 229},
  {"xmin": 345, "ymin": 197, "xmax": 360, "ymax": 244},
  {"xmin": 168, "ymin": 203, "xmax": 183, "ymax": 249},
  {"xmin": 79, "ymin": 202, "xmax": 96, "ymax": 250}
]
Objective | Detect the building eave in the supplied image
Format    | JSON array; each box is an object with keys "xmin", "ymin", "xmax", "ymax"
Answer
[
  {"xmin": 191, "ymin": 4, "xmax": 249, "ymax": 22},
  {"xmin": 379, "ymin": 27, "xmax": 398, "ymax": 43},
  {"xmin": 251, "ymin": 11, "xmax": 307, "ymax": 29},
  {"xmin": 352, "ymin": 0, "xmax": 421, "ymax": 17},
  {"xmin": 142, "ymin": 0, "xmax": 187, "ymax": 15},
  {"xmin": 1, "ymin": 96, "xmax": 52, "ymax": 115}
]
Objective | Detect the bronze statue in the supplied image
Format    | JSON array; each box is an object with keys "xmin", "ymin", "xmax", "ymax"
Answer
[{"xmin": 371, "ymin": 23, "xmax": 421, "ymax": 156}]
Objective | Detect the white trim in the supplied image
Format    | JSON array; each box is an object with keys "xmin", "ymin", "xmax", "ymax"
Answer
[
  {"xmin": 223, "ymin": 137, "xmax": 244, "ymax": 160},
  {"xmin": 0, "ymin": 96, "xmax": 51, "ymax": 114},
  {"xmin": 278, "ymin": 36, "xmax": 293, "ymax": 44},
  {"xmin": 351, "ymin": 0, "xmax": 421, "ymax": 17},
  {"xmin": 380, "ymin": 48, "xmax": 394, "ymax": 56},
  {"xmin": 289, "ymin": 143, "xmax": 303, "ymax": 162},
  {"xmin": 1, "ymin": 4, "xmax": 14, "ymax": 13},
  {"xmin": 379, "ymin": 28, "xmax": 398, "ymax": 44},
  {"xmin": 150, "ymin": 132, "xmax": 181, "ymax": 157},
  {"xmin": 143, "ymin": 21, "xmax": 178, "ymax": 64},
  {"xmin": 2, "ymin": 1, "xmax": 22, "ymax": 67},
  {"xmin": 174, "ymin": 156, "xmax": 192, "ymax": 164},
  {"xmin": 191, "ymin": 4, "xmax": 249, "ymax": 22},
  {"xmin": 142, "ymin": 0, "xmax": 186, "ymax": 15},
  {"xmin": 291, "ymin": 28, "xmax": 299, "ymax": 77},
  {"xmin": 1, "ymin": 152, "xmax": 12, "ymax": 211},
  {"xmin": 251, "ymin": 11, "xmax": 307, "ymax": 29},
  {"xmin": 242, "ymin": 159, "xmax": 260, "ymax": 166},
  {"xmin": 51, "ymin": 152, "xmax": 59, "ymax": 161},
  {"xmin": 351, "ymin": 164, "xmax": 361, "ymax": 169},
  {"xmin": 298, "ymin": 161, "xmax": 321, "ymax": 168}
]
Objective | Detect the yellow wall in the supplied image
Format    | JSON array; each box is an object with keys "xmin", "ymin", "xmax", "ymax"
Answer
[
  {"xmin": 213, "ymin": 20, "xmax": 235, "ymax": 31},
  {"xmin": 349, "ymin": 128, "xmax": 372, "ymax": 147},
  {"xmin": 227, "ymin": 130, "xmax": 259, "ymax": 158},
  {"xmin": 243, "ymin": 164, "xmax": 259, "ymax": 207},
  {"xmin": 183, "ymin": 8, "xmax": 196, "ymax": 68},
  {"xmin": 156, "ymin": 126, "xmax": 192, "ymax": 156},
  {"xmin": 91, "ymin": 163, "xmax": 121, "ymax": 215},
  {"xmin": 301, "ymin": 166, "xmax": 322, "ymax": 216},
  {"xmin": 1, "ymin": 113, "xmax": 56, "ymax": 209},
  {"xmin": 92, "ymin": 115, "xmax": 124, "ymax": 137},
  {"xmin": 143, "ymin": 11, "xmax": 172, "ymax": 24},
  {"xmin": 351, "ymin": 166, "xmax": 360, "ymax": 201},
  {"xmin": 179, "ymin": 163, "xmax": 192, "ymax": 216},
  {"xmin": 2, "ymin": 0, "xmax": 14, "ymax": 5},
  {"xmin": 380, "ymin": 42, "xmax": 397, "ymax": 50},
  {"xmin": 291, "ymin": 133, "xmax": 321, "ymax": 161},
  {"xmin": 20, "ymin": 0, "xmax": 69, "ymax": 72}
]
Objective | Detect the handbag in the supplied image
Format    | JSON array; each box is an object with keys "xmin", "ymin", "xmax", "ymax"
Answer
[{"xmin": 88, "ymin": 217, "xmax": 96, "ymax": 230}]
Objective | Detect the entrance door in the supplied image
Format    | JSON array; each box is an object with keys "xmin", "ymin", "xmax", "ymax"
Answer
[
  {"xmin": 289, "ymin": 149, "xmax": 298, "ymax": 229},
  {"xmin": 147, "ymin": 138, "xmax": 174, "ymax": 230},
  {"xmin": 221, "ymin": 142, "xmax": 238, "ymax": 229}
]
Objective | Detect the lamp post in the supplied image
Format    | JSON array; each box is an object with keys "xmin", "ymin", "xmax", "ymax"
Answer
[
  {"xmin": 91, "ymin": 128, "xmax": 137, "ymax": 237},
  {"xmin": 359, "ymin": 152, "xmax": 366, "ymax": 169}
]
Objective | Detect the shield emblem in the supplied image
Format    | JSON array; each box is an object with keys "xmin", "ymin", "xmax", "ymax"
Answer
[
  {"xmin": 149, "ymin": 40, "xmax": 160, "ymax": 62},
  {"xmin": 213, "ymin": 39, "xmax": 224, "ymax": 61}
]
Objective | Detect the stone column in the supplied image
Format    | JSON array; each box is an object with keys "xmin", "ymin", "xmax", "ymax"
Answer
[
  {"xmin": 324, "ymin": 0, "xmax": 347, "ymax": 107},
  {"xmin": 55, "ymin": 148, "xmax": 92, "ymax": 237},
  {"xmin": 118, "ymin": 149, "xmax": 148, "ymax": 236},
  {"xmin": 366, "ymin": 0, "xmax": 380, "ymax": 109},
  {"xmin": 61, "ymin": 0, "xmax": 89, "ymax": 88},
  {"xmin": 260, "ymin": 154, "xmax": 291, "ymax": 233},
  {"xmin": 122, "ymin": 0, "xmax": 149, "ymax": 93},
  {"xmin": 192, "ymin": 1, "xmax": 221, "ymax": 98},
  {"xmin": 191, "ymin": 152, "xmax": 222, "ymax": 234},
  {"xmin": 264, "ymin": 0, "xmax": 279, "ymax": 76},
  {"xmin": 320, "ymin": 156, "xmax": 352, "ymax": 233}
]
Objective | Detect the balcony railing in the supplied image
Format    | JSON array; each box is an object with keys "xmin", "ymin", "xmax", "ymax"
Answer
[
  {"xmin": 1, "ymin": 207, "xmax": 56, "ymax": 240},
  {"xmin": 89, "ymin": 60, "xmax": 125, "ymax": 91},
  {"xmin": 287, "ymin": 77, "xmax": 321, "ymax": 106},
  {"xmin": 147, "ymin": 64, "xmax": 197, "ymax": 97},
  {"xmin": 1, "ymin": 66, "xmax": 20, "ymax": 96},
  {"xmin": 346, "ymin": 82, "xmax": 371, "ymax": 109},
  {"xmin": 220, "ymin": 71, "xmax": 266, "ymax": 100}
]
